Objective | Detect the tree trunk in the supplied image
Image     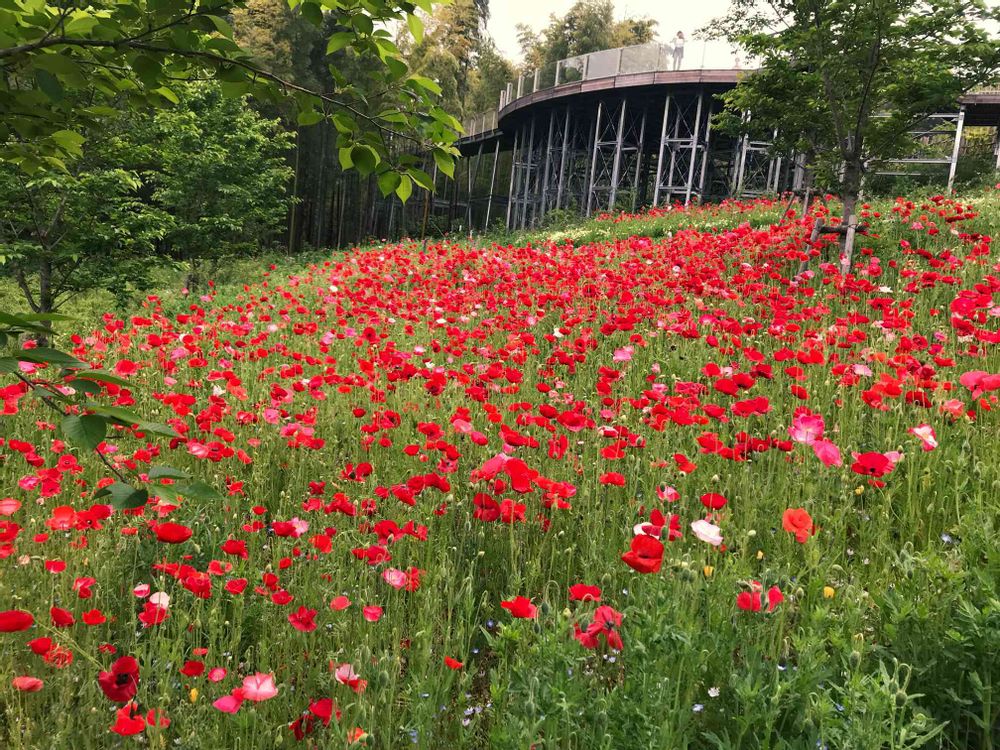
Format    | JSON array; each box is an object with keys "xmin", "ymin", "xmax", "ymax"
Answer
[
  {"xmin": 839, "ymin": 158, "xmax": 863, "ymax": 275},
  {"xmin": 288, "ymin": 126, "xmax": 303, "ymax": 252},
  {"xmin": 38, "ymin": 258, "xmax": 53, "ymax": 316},
  {"xmin": 33, "ymin": 258, "xmax": 53, "ymax": 346}
]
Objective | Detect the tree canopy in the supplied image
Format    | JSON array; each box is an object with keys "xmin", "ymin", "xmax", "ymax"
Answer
[
  {"xmin": 516, "ymin": 0, "xmax": 657, "ymax": 71},
  {"xmin": 0, "ymin": 0, "xmax": 459, "ymax": 197},
  {"xmin": 709, "ymin": 0, "xmax": 1000, "ymax": 261}
]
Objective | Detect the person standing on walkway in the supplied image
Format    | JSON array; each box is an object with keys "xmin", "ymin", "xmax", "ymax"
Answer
[{"xmin": 672, "ymin": 31, "xmax": 685, "ymax": 70}]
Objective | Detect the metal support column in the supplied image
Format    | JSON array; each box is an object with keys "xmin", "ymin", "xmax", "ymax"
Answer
[
  {"xmin": 484, "ymin": 138, "xmax": 500, "ymax": 231},
  {"xmin": 607, "ymin": 100, "xmax": 627, "ymax": 211},
  {"xmin": 698, "ymin": 98, "xmax": 713, "ymax": 196},
  {"xmin": 466, "ymin": 141, "xmax": 483, "ymax": 231},
  {"xmin": 684, "ymin": 93, "xmax": 704, "ymax": 205},
  {"xmin": 556, "ymin": 105, "xmax": 571, "ymax": 209},
  {"xmin": 947, "ymin": 105, "xmax": 966, "ymax": 192},
  {"xmin": 653, "ymin": 95, "xmax": 671, "ymax": 206},
  {"xmin": 522, "ymin": 115, "xmax": 537, "ymax": 228},
  {"xmin": 586, "ymin": 101, "xmax": 603, "ymax": 216},
  {"xmin": 540, "ymin": 110, "xmax": 557, "ymax": 216},
  {"xmin": 505, "ymin": 129, "xmax": 519, "ymax": 229},
  {"xmin": 735, "ymin": 134, "xmax": 749, "ymax": 196},
  {"xmin": 631, "ymin": 104, "xmax": 648, "ymax": 211}
]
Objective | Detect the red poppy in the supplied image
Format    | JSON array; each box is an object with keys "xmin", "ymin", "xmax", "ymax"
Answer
[
  {"xmin": 98, "ymin": 656, "xmax": 140, "ymax": 702},
  {"xmin": 110, "ymin": 703, "xmax": 146, "ymax": 736},
  {"xmin": 850, "ymin": 451, "xmax": 897, "ymax": 477},
  {"xmin": 12, "ymin": 676, "xmax": 43, "ymax": 692},
  {"xmin": 288, "ymin": 606, "xmax": 318, "ymax": 632},
  {"xmin": 500, "ymin": 596, "xmax": 537, "ymax": 619},
  {"xmin": 621, "ymin": 534, "xmax": 664, "ymax": 574},
  {"xmin": 154, "ymin": 522, "xmax": 193, "ymax": 544},
  {"xmin": 49, "ymin": 606, "xmax": 74, "ymax": 628},
  {"xmin": 700, "ymin": 493, "xmax": 728, "ymax": 510},
  {"xmin": 180, "ymin": 660, "xmax": 205, "ymax": 677},
  {"xmin": 0, "ymin": 609, "xmax": 34, "ymax": 632},
  {"xmin": 568, "ymin": 584, "xmax": 602, "ymax": 602},
  {"xmin": 782, "ymin": 508, "xmax": 814, "ymax": 543}
]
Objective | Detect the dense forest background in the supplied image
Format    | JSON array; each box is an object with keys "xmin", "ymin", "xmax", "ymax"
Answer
[{"xmin": 0, "ymin": 0, "xmax": 663, "ymax": 312}]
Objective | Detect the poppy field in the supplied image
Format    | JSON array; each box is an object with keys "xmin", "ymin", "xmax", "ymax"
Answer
[{"xmin": 1, "ymin": 193, "xmax": 999, "ymax": 749}]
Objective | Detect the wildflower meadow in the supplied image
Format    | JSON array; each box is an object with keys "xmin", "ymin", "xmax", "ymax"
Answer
[{"xmin": 1, "ymin": 192, "xmax": 999, "ymax": 749}]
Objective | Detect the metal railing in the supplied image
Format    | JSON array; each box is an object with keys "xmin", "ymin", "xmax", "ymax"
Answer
[
  {"xmin": 460, "ymin": 40, "xmax": 750, "ymax": 139},
  {"xmin": 460, "ymin": 110, "xmax": 499, "ymax": 140}
]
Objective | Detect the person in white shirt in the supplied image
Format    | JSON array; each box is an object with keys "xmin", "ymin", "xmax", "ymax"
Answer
[{"xmin": 672, "ymin": 32, "xmax": 685, "ymax": 70}]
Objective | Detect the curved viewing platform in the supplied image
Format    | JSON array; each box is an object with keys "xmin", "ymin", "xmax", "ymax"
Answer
[{"xmin": 462, "ymin": 40, "xmax": 750, "ymax": 139}]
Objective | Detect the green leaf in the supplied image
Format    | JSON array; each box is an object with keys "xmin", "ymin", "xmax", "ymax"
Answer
[
  {"xmin": 176, "ymin": 480, "xmax": 223, "ymax": 502},
  {"xmin": 99, "ymin": 482, "xmax": 149, "ymax": 510},
  {"xmin": 300, "ymin": 1, "xmax": 323, "ymax": 26},
  {"xmin": 377, "ymin": 170, "xmax": 401, "ymax": 197},
  {"xmin": 35, "ymin": 69, "xmax": 64, "ymax": 102},
  {"xmin": 51, "ymin": 130, "xmax": 85, "ymax": 155},
  {"xmin": 154, "ymin": 86, "xmax": 180, "ymax": 105},
  {"xmin": 72, "ymin": 369, "xmax": 133, "ymax": 387},
  {"xmin": 62, "ymin": 414, "xmax": 107, "ymax": 451},
  {"xmin": 33, "ymin": 53, "xmax": 82, "ymax": 77},
  {"xmin": 331, "ymin": 113, "xmax": 355, "ymax": 134},
  {"xmin": 67, "ymin": 378, "xmax": 103, "ymax": 397},
  {"xmin": 351, "ymin": 12, "xmax": 374, "ymax": 35},
  {"xmin": 338, "ymin": 146, "xmax": 353, "ymax": 170},
  {"xmin": 135, "ymin": 421, "xmax": 180, "ymax": 438},
  {"xmin": 409, "ymin": 75, "xmax": 441, "ymax": 95},
  {"xmin": 406, "ymin": 13, "xmax": 424, "ymax": 44},
  {"xmin": 297, "ymin": 108, "xmax": 324, "ymax": 126},
  {"xmin": 395, "ymin": 174, "xmax": 413, "ymax": 202},
  {"xmin": 87, "ymin": 404, "xmax": 142, "ymax": 425},
  {"xmin": 205, "ymin": 14, "xmax": 234, "ymax": 38},
  {"xmin": 433, "ymin": 148, "xmax": 455, "ymax": 178},
  {"xmin": 326, "ymin": 31, "xmax": 353, "ymax": 55},
  {"xmin": 407, "ymin": 167, "xmax": 434, "ymax": 191},
  {"xmin": 148, "ymin": 465, "xmax": 191, "ymax": 480},
  {"xmin": 130, "ymin": 55, "xmax": 162, "ymax": 86},
  {"xmin": 17, "ymin": 347, "xmax": 87, "ymax": 368},
  {"xmin": 63, "ymin": 10, "xmax": 98, "ymax": 36},
  {"xmin": 350, "ymin": 145, "xmax": 377, "ymax": 175}
]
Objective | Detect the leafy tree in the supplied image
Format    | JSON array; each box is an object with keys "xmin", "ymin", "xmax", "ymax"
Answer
[
  {"xmin": 516, "ymin": 0, "xmax": 657, "ymax": 70},
  {"xmin": 466, "ymin": 38, "xmax": 515, "ymax": 115},
  {"xmin": 708, "ymin": 0, "xmax": 1000, "ymax": 270},
  {"xmin": 404, "ymin": 0, "xmax": 486, "ymax": 117},
  {"xmin": 138, "ymin": 83, "xmax": 294, "ymax": 287},
  {"xmin": 0, "ymin": 155, "xmax": 163, "ymax": 317},
  {"xmin": 0, "ymin": 0, "xmax": 458, "ymax": 193},
  {"xmin": 0, "ymin": 82, "xmax": 293, "ymax": 312}
]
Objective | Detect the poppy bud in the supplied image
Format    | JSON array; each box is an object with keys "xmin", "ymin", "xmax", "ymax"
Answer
[
  {"xmin": 848, "ymin": 650, "xmax": 862, "ymax": 669},
  {"xmin": 894, "ymin": 690, "xmax": 908, "ymax": 707}
]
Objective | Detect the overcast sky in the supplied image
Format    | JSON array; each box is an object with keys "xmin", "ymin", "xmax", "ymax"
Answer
[{"xmin": 487, "ymin": 0, "xmax": 734, "ymax": 63}]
